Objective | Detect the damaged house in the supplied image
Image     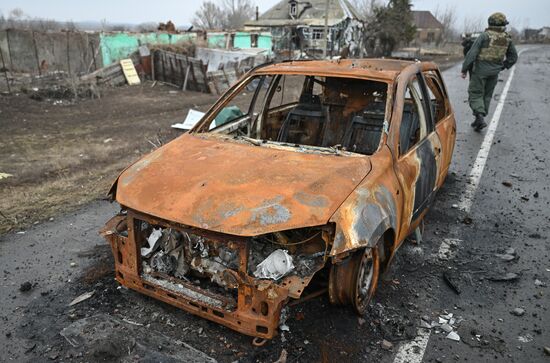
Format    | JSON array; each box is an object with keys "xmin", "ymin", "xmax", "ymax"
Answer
[{"xmin": 245, "ymin": 0, "xmax": 364, "ymax": 57}]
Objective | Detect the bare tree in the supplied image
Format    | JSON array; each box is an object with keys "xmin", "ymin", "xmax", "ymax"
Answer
[
  {"xmin": 192, "ymin": 0, "xmax": 256, "ymax": 30},
  {"xmin": 135, "ymin": 22, "xmax": 158, "ymax": 32},
  {"xmin": 192, "ymin": 1, "xmax": 224, "ymax": 30},
  {"xmin": 221, "ymin": 0, "xmax": 255, "ymax": 29},
  {"xmin": 350, "ymin": 0, "xmax": 381, "ymax": 21},
  {"xmin": 462, "ymin": 15, "xmax": 484, "ymax": 34},
  {"xmin": 65, "ymin": 20, "xmax": 78, "ymax": 31},
  {"xmin": 7, "ymin": 7, "xmax": 29, "ymax": 29},
  {"xmin": 434, "ymin": 4, "xmax": 458, "ymax": 45},
  {"xmin": 110, "ymin": 24, "xmax": 131, "ymax": 31}
]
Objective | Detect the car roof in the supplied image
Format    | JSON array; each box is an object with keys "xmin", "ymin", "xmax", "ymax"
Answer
[{"xmin": 253, "ymin": 58, "xmax": 438, "ymax": 82}]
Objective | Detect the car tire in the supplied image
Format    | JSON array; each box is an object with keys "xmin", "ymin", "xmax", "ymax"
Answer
[{"xmin": 329, "ymin": 240, "xmax": 381, "ymax": 315}]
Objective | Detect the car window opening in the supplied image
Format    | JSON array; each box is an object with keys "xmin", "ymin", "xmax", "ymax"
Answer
[{"xmin": 196, "ymin": 74, "xmax": 389, "ymax": 156}]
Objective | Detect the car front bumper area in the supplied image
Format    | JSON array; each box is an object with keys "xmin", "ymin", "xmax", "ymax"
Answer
[{"xmin": 100, "ymin": 210, "xmax": 318, "ymax": 339}]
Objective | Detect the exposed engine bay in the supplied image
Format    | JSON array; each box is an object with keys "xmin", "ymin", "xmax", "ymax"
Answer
[
  {"xmin": 139, "ymin": 220, "xmax": 328, "ymax": 291},
  {"xmin": 102, "ymin": 210, "xmax": 331, "ymax": 338}
]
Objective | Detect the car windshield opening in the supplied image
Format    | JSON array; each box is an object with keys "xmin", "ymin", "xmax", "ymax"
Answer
[{"xmin": 195, "ymin": 74, "xmax": 388, "ymax": 156}]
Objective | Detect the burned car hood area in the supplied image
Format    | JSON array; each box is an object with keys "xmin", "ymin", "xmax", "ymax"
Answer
[{"xmin": 113, "ymin": 133, "xmax": 371, "ymax": 236}]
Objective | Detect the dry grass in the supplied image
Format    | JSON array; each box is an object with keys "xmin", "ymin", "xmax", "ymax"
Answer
[{"xmin": 0, "ymin": 83, "xmax": 218, "ymax": 234}]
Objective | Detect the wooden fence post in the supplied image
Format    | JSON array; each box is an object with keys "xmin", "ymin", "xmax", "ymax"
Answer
[
  {"xmin": 31, "ymin": 31, "xmax": 42, "ymax": 75},
  {"xmin": 0, "ymin": 45, "xmax": 11, "ymax": 93}
]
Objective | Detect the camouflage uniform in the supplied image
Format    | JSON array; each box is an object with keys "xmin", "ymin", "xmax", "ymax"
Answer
[{"xmin": 461, "ymin": 12, "xmax": 518, "ymax": 130}]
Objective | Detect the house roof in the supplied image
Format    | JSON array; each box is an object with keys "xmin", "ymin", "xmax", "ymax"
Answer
[
  {"xmin": 245, "ymin": 0, "xmax": 362, "ymax": 27},
  {"xmin": 412, "ymin": 10, "xmax": 443, "ymax": 30}
]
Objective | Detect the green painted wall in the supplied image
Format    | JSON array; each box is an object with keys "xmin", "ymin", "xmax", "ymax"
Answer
[
  {"xmin": 234, "ymin": 32, "xmax": 251, "ymax": 48},
  {"xmin": 100, "ymin": 32, "xmax": 196, "ymax": 65},
  {"xmin": 207, "ymin": 32, "xmax": 272, "ymax": 53},
  {"xmin": 258, "ymin": 33, "xmax": 272, "ymax": 51},
  {"xmin": 207, "ymin": 33, "xmax": 226, "ymax": 49}
]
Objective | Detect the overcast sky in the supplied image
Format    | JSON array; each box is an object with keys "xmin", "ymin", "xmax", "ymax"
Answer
[{"xmin": 0, "ymin": 0, "xmax": 548, "ymax": 30}]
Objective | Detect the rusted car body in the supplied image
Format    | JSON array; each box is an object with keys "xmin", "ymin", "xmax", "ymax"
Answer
[{"xmin": 101, "ymin": 59, "xmax": 456, "ymax": 339}]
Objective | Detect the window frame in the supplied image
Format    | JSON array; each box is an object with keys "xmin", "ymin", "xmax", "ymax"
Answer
[
  {"xmin": 422, "ymin": 70, "xmax": 451, "ymax": 124},
  {"xmin": 398, "ymin": 72, "xmax": 434, "ymax": 156}
]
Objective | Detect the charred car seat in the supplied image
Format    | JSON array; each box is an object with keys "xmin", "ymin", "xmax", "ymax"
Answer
[
  {"xmin": 277, "ymin": 93, "xmax": 326, "ymax": 146},
  {"xmin": 342, "ymin": 102, "xmax": 386, "ymax": 155}
]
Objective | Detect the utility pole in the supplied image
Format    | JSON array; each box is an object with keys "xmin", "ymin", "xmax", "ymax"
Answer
[{"xmin": 322, "ymin": 0, "xmax": 329, "ymax": 58}]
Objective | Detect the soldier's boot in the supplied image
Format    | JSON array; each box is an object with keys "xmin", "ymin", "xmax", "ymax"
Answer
[{"xmin": 471, "ymin": 113, "xmax": 487, "ymax": 131}]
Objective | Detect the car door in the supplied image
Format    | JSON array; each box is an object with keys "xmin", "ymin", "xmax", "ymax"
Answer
[
  {"xmin": 423, "ymin": 69, "xmax": 456, "ymax": 186},
  {"xmin": 393, "ymin": 72, "xmax": 443, "ymax": 239}
]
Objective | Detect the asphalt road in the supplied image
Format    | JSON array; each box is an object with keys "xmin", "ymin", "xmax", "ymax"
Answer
[{"xmin": 1, "ymin": 45, "xmax": 549, "ymax": 362}]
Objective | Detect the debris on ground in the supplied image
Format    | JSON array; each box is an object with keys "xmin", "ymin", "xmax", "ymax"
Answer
[
  {"xmin": 495, "ymin": 253, "xmax": 516, "ymax": 262},
  {"xmin": 68, "ymin": 291, "xmax": 94, "ymax": 306},
  {"xmin": 502, "ymin": 181, "xmax": 513, "ymax": 188},
  {"xmin": 487, "ymin": 272, "xmax": 519, "ymax": 282},
  {"xmin": 19, "ymin": 281, "xmax": 32, "ymax": 292},
  {"xmin": 510, "ymin": 308, "xmax": 525, "ymax": 317},
  {"xmin": 446, "ymin": 331, "xmax": 460, "ymax": 341},
  {"xmin": 518, "ymin": 334, "xmax": 533, "ymax": 343},
  {"xmin": 0, "ymin": 172, "xmax": 13, "ymax": 180},
  {"xmin": 442, "ymin": 271, "xmax": 461, "ymax": 294},
  {"xmin": 381, "ymin": 339, "xmax": 394, "ymax": 350},
  {"xmin": 60, "ymin": 314, "xmax": 216, "ymax": 361},
  {"xmin": 495, "ymin": 247, "xmax": 517, "ymax": 262},
  {"xmin": 419, "ymin": 312, "xmax": 463, "ymax": 343},
  {"xmin": 274, "ymin": 349, "xmax": 288, "ymax": 363}
]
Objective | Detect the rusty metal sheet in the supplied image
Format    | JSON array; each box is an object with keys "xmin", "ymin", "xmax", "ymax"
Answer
[
  {"xmin": 115, "ymin": 133, "xmax": 371, "ymax": 236},
  {"xmin": 254, "ymin": 59, "xmax": 416, "ymax": 83}
]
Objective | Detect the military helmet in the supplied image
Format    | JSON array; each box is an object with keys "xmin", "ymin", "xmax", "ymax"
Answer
[{"xmin": 488, "ymin": 12, "xmax": 509, "ymax": 26}]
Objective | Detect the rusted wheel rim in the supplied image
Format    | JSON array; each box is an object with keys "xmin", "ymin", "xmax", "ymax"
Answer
[{"xmin": 354, "ymin": 249, "xmax": 374, "ymax": 311}]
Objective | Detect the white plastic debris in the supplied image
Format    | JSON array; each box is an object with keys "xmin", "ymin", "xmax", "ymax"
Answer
[
  {"xmin": 172, "ymin": 109, "xmax": 206, "ymax": 130},
  {"xmin": 68, "ymin": 291, "xmax": 94, "ymax": 306},
  {"xmin": 446, "ymin": 331, "xmax": 460, "ymax": 341},
  {"xmin": 279, "ymin": 324, "xmax": 290, "ymax": 332},
  {"xmin": 254, "ymin": 249, "xmax": 294, "ymax": 280},
  {"xmin": 141, "ymin": 228, "xmax": 163, "ymax": 257},
  {"xmin": 518, "ymin": 334, "xmax": 533, "ymax": 343},
  {"xmin": 420, "ymin": 320, "xmax": 433, "ymax": 329}
]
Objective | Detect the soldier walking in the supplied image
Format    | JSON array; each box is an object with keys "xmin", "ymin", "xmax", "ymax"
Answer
[{"xmin": 461, "ymin": 12, "xmax": 518, "ymax": 131}]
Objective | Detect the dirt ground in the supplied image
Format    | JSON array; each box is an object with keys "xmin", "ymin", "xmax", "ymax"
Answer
[{"xmin": 0, "ymin": 82, "xmax": 218, "ymax": 234}]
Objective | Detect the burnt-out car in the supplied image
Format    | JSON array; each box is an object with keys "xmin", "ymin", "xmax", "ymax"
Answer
[{"xmin": 101, "ymin": 59, "xmax": 456, "ymax": 339}]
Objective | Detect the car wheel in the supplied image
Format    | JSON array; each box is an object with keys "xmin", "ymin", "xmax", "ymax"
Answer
[{"xmin": 329, "ymin": 241, "xmax": 381, "ymax": 315}]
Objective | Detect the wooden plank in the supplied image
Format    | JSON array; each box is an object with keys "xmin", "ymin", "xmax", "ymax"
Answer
[
  {"xmin": 188, "ymin": 55, "xmax": 199, "ymax": 92},
  {"xmin": 199, "ymin": 60, "xmax": 209, "ymax": 93},
  {"xmin": 120, "ymin": 58, "xmax": 141, "ymax": 85},
  {"xmin": 31, "ymin": 31, "xmax": 41, "ymax": 75},
  {"xmin": 182, "ymin": 64, "xmax": 191, "ymax": 91},
  {"xmin": 151, "ymin": 50, "xmax": 155, "ymax": 81},
  {"xmin": 66, "ymin": 32, "xmax": 71, "ymax": 75},
  {"xmin": 169, "ymin": 54, "xmax": 175, "ymax": 84}
]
